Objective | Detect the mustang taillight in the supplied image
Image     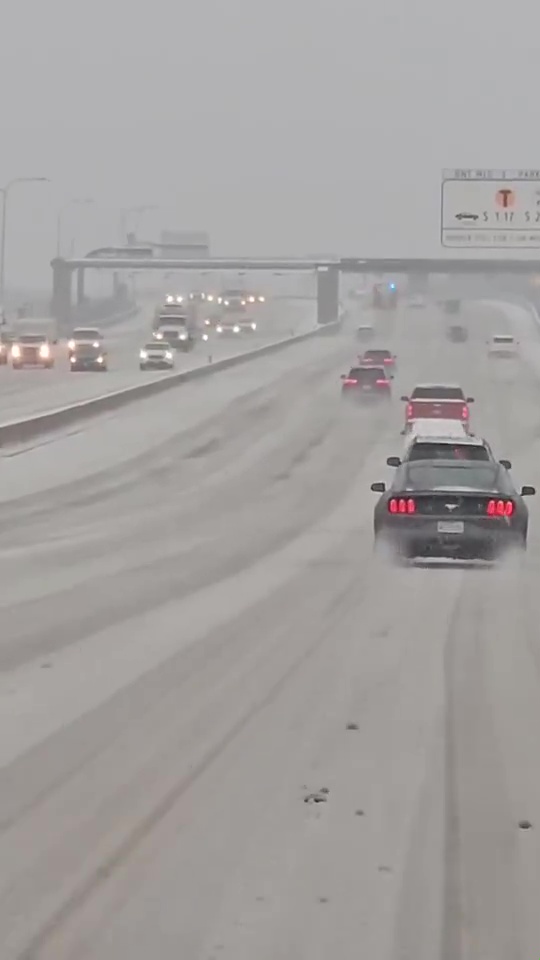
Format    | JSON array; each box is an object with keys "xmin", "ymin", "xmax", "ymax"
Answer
[
  {"xmin": 376, "ymin": 379, "xmax": 388, "ymax": 386},
  {"xmin": 461, "ymin": 404, "xmax": 469, "ymax": 419},
  {"xmin": 406, "ymin": 402, "xmax": 413, "ymax": 419},
  {"xmin": 343, "ymin": 378, "xmax": 358, "ymax": 385},
  {"xmin": 389, "ymin": 497, "xmax": 416, "ymax": 515},
  {"xmin": 486, "ymin": 499, "xmax": 514, "ymax": 517}
]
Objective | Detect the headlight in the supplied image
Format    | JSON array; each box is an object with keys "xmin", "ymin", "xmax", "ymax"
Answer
[
  {"xmin": 12, "ymin": 345, "xmax": 21, "ymax": 357},
  {"xmin": 92, "ymin": 341, "xmax": 100, "ymax": 348},
  {"xmin": 216, "ymin": 325, "xmax": 223, "ymax": 333},
  {"xmin": 233, "ymin": 325, "xmax": 240, "ymax": 333},
  {"xmin": 179, "ymin": 333, "xmax": 187, "ymax": 340},
  {"xmin": 97, "ymin": 356, "xmax": 103, "ymax": 363},
  {"xmin": 204, "ymin": 318, "xmax": 211, "ymax": 325},
  {"xmin": 165, "ymin": 351, "xmax": 173, "ymax": 359},
  {"xmin": 202, "ymin": 333, "xmax": 209, "ymax": 342},
  {"xmin": 140, "ymin": 350, "xmax": 148, "ymax": 359},
  {"xmin": 39, "ymin": 345, "xmax": 50, "ymax": 357},
  {"xmin": 224, "ymin": 300, "xmax": 229, "ymax": 306},
  {"xmin": 248, "ymin": 296, "xmax": 255, "ymax": 303},
  {"xmin": 251, "ymin": 322, "xmax": 257, "ymax": 330},
  {"xmin": 258, "ymin": 296, "xmax": 265, "ymax": 302},
  {"xmin": 241, "ymin": 300, "xmax": 246, "ymax": 306},
  {"xmin": 155, "ymin": 332, "xmax": 163, "ymax": 339},
  {"xmin": 207, "ymin": 294, "xmax": 214, "ymax": 302},
  {"xmin": 176, "ymin": 296, "xmax": 183, "ymax": 303},
  {"xmin": 166, "ymin": 295, "xmax": 174, "ymax": 303},
  {"xmin": 70, "ymin": 355, "xmax": 76, "ymax": 363},
  {"xmin": 68, "ymin": 339, "xmax": 75, "ymax": 350}
]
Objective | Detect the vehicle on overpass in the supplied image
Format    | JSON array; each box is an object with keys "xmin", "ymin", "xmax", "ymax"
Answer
[
  {"xmin": 487, "ymin": 334, "xmax": 519, "ymax": 358},
  {"xmin": 371, "ymin": 460, "xmax": 535, "ymax": 561},
  {"xmin": 139, "ymin": 341, "xmax": 175, "ymax": 371},
  {"xmin": 401, "ymin": 384, "xmax": 474, "ymax": 433},
  {"xmin": 70, "ymin": 342, "xmax": 108, "ymax": 372},
  {"xmin": 340, "ymin": 364, "xmax": 392, "ymax": 402},
  {"xmin": 10, "ymin": 333, "xmax": 55, "ymax": 369}
]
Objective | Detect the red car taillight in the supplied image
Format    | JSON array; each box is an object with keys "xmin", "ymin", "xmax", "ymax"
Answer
[
  {"xmin": 389, "ymin": 497, "xmax": 416, "ymax": 515},
  {"xmin": 461, "ymin": 404, "xmax": 469, "ymax": 420},
  {"xmin": 383, "ymin": 357, "xmax": 393, "ymax": 364},
  {"xmin": 486, "ymin": 499, "xmax": 514, "ymax": 517},
  {"xmin": 343, "ymin": 378, "xmax": 358, "ymax": 385},
  {"xmin": 406, "ymin": 402, "xmax": 413, "ymax": 419},
  {"xmin": 376, "ymin": 379, "xmax": 389, "ymax": 386}
]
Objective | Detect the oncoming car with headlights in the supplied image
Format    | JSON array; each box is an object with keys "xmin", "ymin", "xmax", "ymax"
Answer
[
  {"xmin": 11, "ymin": 333, "xmax": 54, "ymax": 369},
  {"xmin": 215, "ymin": 319, "xmax": 257, "ymax": 336},
  {"xmin": 139, "ymin": 341, "xmax": 175, "ymax": 370},
  {"xmin": 70, "ymin": 343, "xmax": 108, "ymax": 371},
  {"xmin": 67, "ymin": 328, "xmax": 104, "ymax": 357}
]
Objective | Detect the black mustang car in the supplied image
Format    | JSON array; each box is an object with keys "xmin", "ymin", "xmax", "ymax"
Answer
[{"xmin": 371, "ymin": 459, "xmax": 535, "ymax": 560}]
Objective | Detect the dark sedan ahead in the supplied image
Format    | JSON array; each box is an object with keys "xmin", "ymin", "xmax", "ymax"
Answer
[
  {"xmin": 341, "ymin": 365, "xmax": 392, "ymax": 403},
  {"xmin": 371, "ymin": 460, "xmax": 535, "ymax": 560}
]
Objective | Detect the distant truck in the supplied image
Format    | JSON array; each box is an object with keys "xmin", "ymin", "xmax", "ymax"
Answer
[{"xmin": 153, "ymin": 308, "xmax": 198, "ymax": 351}]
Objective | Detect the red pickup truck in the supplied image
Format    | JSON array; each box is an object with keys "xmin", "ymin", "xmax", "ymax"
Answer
[{"xmin": 401, "ymin": 384, "xmax": 474, "ymax": 433}]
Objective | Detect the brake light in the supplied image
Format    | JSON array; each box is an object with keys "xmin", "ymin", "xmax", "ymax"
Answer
[
  {"xmin": 343, "ymin": 378, "xmax": 358, "ymax": 385},
  {"xmin": 383, "ymin": 357, "xmax": 393, "ymax": 364},
  {"xmin": 406, "ymin": 403, "xmax": 413, "ymax": 419},
  {"xmin": 389, "ymin": 497, "xmax": 416, "ymax": 514},
  {"xmin": 486, "ymin": 499, "xmax": 514, "ymax": 517},
  {"xmin": 461, "ymin": 405, "xmax": 469, "ymax": 419},
  {"xmin": 376, "ymin": 379, "xmax": 388, "ymax": 386}
]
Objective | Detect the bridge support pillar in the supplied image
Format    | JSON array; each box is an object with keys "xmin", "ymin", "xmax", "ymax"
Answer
[
  {"xmin": 51, "ymin": 258, "xmax": 73, "ymax": 334},
  {"xmin": 76, "ymin": 267, "xmax": 85, "ymax": 305},
  {"xmin": 316, "ymin": 266, "xmax": 339, "ymax": 324}
]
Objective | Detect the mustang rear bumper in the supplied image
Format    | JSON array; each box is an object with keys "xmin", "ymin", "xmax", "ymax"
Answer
[{"xmin": 376, "ymin": 519, "xmax": 525, "ymax": 559}]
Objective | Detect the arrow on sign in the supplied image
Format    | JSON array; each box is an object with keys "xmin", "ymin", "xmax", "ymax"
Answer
[{"xmin": 455, "ymin": 212, "xmax": 479, "ymax": 221}]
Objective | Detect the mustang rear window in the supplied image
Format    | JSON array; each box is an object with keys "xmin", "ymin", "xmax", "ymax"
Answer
[
  {"xmin": 408, "ymin": 443, "xmax": 490, "ymax": 462},
  {"xmin": 405, "ymin": 463, "xmax": 499, "ymax": 490}
]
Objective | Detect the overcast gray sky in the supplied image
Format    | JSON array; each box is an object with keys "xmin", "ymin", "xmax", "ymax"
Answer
[{"xmin": 1, "ymin": 0, "xmax": 539, "ymax": 290}]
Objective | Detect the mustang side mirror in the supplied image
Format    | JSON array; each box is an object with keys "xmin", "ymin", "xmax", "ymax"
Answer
[
  {"xmin": 466, "ymin": 397, "xmax": 475, "ymax": 403},
  {"xmin": 340, "ymin": 374, "xmax": 347, "ymax": 379},
  {"xmin": 370, "ymin": 481, "xmax": 386, "ymax": 493},
  {"xmin": 521, "ymin": 485, "xmax": 536, "ymax": 497},
  {"xmin": 499, "ymin": 459, "xmax": 512, "ymax": 469},
  {"xmin": 386, "ymin": 456, "xmax": 401, "ymax": 467},
  {"xmin": 400, "ymin": 395, "xmax": 409, "ymax": 402}
]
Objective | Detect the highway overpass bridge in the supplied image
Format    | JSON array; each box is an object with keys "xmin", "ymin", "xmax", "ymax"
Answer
[{"xmin": 50, "ymin": 250, "xmax": 540, "ymax": 329}]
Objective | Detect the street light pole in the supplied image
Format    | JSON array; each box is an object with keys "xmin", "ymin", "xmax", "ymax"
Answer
[
  {"xmin": 0, "ymin": 177, "xmax": 49, "ymax": 312},
  {"xmin": 56, "ymin": 198, "xmax": 94, "ymax": 258}
]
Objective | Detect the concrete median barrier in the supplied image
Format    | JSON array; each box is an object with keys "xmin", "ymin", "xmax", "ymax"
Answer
[{"xmin": 0, "ymin": 318, "xmax": 342, "ymax": 446}]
